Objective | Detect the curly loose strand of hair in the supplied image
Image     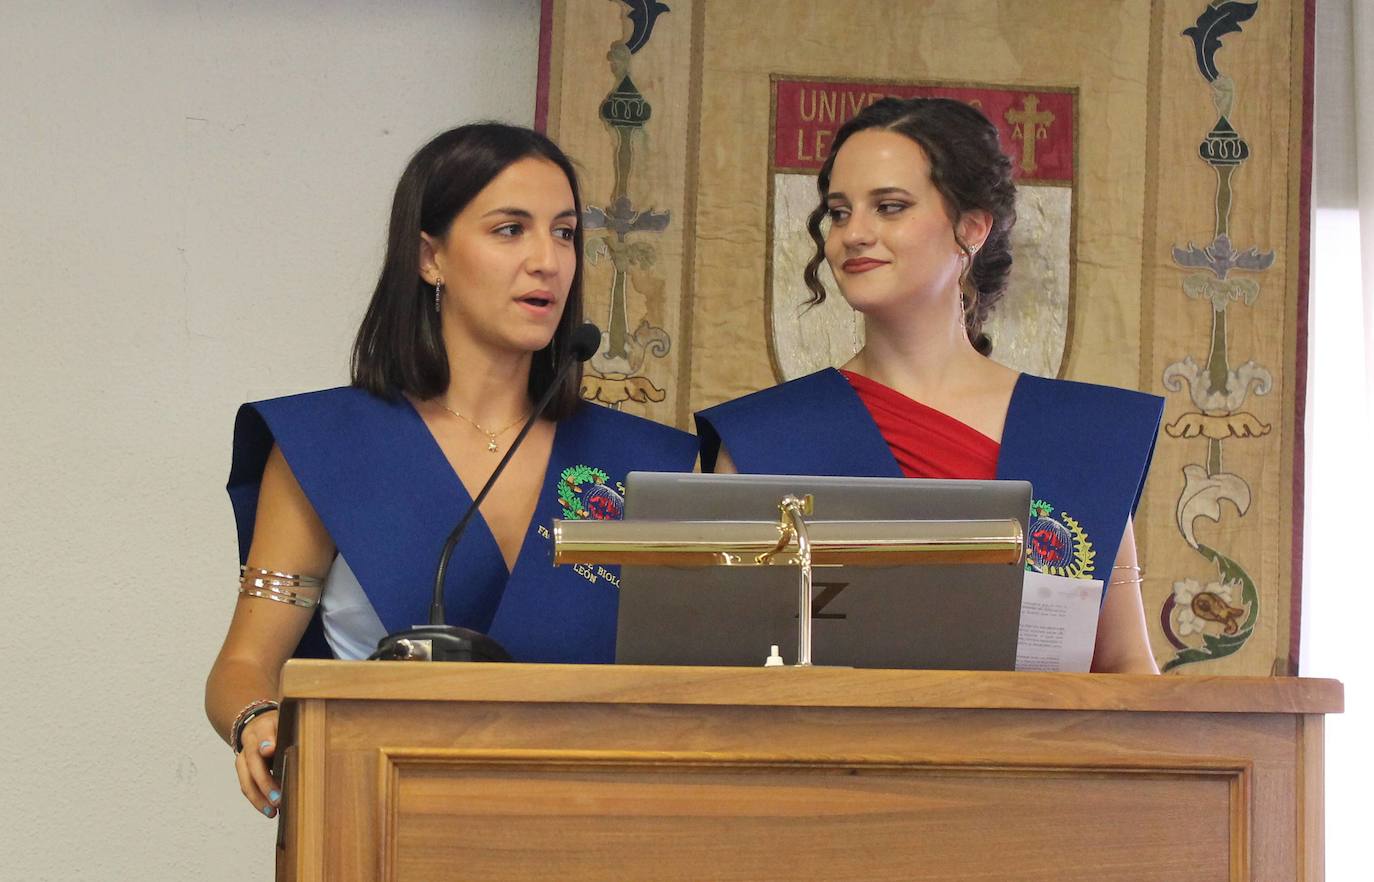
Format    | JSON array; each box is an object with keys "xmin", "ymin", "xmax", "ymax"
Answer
[{"xmin": 801, "ymin": 200, "xmax": 832, "ymax": 306}]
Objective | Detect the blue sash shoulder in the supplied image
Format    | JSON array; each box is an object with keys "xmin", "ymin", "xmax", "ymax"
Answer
[
  {"xmin": 695, "ymin": 369, "xmax": 1163, "ymax": 588},
  {"xmin": 696, "ymin": 370, "xmax": 900, "ymax": 477},
  {"xmin": 997, "ymin": 375, "xmax": 1162, "ymax": 583},
  {"xmin": 228, "ymin": 387, "xmax": 696, "ymax": 662}
]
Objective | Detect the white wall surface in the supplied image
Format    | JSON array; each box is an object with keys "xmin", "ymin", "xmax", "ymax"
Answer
[
  {"xmin": 0, "ymin": 2, "xmax": 539, "ymax": 878},
  {"xmin": 1306, "ymin": 2, "xmax": 1374, "ymax": 879}
]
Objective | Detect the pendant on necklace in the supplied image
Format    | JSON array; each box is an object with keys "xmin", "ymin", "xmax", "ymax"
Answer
[{"xmin": 487, "ymin": 437, "xmax": 499, "ymax": 453}]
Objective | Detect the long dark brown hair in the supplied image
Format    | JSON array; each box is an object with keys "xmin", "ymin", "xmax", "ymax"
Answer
[
  {"xmin": 351, "ymin": 123, "xmax": 586, "ymax": 419},
  {"xmin": 802, "ymin": 97, "xmax": 1017, "ymax": 354}
]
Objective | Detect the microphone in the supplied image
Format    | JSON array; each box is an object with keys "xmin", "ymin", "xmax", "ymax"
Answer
[{"xmin": 371, "ymin": 322, "xmax": 602, "ymax": 662}]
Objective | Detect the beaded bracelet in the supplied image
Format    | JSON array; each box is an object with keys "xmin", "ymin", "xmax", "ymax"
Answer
[{"xmin": 231, "ymin": 699, "xmax": 280, "ymax": 754}]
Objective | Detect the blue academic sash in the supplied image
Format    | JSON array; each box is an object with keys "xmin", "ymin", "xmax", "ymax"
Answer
[
  {"xmin": 696, "ymin": 368, "xmax": 1163, "ymax": 586},
  {"xmin": 228, "ymin": 387, "xmax": 697, "ymax": 662}
]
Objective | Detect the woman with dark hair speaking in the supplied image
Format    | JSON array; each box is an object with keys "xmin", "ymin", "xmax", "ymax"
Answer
[
  {"xmin": 205, "ymin": 124, "xmax": 696, "ymax": 818},
  {"xmin": 696, "ymin": 98, "xmax": 1162, "ymax": 674}
]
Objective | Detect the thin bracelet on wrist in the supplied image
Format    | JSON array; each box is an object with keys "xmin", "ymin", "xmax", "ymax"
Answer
[{"xmin": 230, "ymin": 699, "xmax": 280, "ymax": 753}]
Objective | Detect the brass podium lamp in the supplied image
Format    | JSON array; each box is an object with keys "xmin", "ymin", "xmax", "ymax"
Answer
[{"xmin": 554, "ymin": 495, "xmax": 1023, "ymax": 666}]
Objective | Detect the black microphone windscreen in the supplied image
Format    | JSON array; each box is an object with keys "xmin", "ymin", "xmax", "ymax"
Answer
[{"xmin": 570, "ymin": 323, "xmax": 601, "ymax": 362}]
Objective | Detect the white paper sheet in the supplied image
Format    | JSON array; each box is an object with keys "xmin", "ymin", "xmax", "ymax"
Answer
[{"xmin": 1015, "ymin": 571, "xmax": 1104, "ymax": 672}]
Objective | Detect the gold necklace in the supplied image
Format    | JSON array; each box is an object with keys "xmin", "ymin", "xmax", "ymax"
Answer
[{"xmin": 439, "ymin": 403, "xmax": 528, "ymax": 453}]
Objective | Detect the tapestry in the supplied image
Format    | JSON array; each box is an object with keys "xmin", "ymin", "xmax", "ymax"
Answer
[{"xmin": 538, "ymin": 0, "xmax": 1312, "ymax": 676}]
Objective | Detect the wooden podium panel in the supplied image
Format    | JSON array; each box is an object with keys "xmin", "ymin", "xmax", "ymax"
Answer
[{"xmin": 274, "ymin": 662, "xmax": 1340, "ymax": 882}]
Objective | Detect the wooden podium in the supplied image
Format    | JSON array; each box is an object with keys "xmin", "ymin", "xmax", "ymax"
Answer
[{"xmin": 274, "ymin": 661, "xmax": 1340, "ymax": 882}]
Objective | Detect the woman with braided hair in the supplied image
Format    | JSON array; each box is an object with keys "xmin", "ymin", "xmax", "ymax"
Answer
[{"xmin": 697, "ymin": 97, "xmax": 1161, "ymax": 673}]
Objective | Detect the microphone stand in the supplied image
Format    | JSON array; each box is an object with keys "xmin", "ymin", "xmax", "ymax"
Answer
[{"xmin": 371, "ymin": 323, "xmax": 599, "ymax": 662}]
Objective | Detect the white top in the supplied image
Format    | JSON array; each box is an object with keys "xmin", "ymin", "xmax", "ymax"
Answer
[{"xmin": 318, "ymin": 554, "xmax": 387, "ymax": 660}]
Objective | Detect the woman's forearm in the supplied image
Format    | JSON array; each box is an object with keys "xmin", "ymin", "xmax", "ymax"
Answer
[{"xmin": 205, "ymin": 653, "xmax": 284, "ymax": 745}]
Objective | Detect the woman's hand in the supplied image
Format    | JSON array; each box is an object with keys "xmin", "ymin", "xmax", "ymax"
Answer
[{"xmin": 234, "ymin": 710, "xmax": 281, "ymax": 818}]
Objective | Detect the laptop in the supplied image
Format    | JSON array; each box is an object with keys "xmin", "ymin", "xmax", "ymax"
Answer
[{"xmin": 615, "ymin": 472, "xmax": 1031, "ymax": 670}]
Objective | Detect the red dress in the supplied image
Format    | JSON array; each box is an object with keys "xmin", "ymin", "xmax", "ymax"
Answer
[{"xmin": 840, "ymin": 370, "xmax": 999, "ymax": 480}]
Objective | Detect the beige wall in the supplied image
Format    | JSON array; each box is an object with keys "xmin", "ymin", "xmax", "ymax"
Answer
[{"xmin": 0, "ymin": 1, "xmax": 538, "ymax": 877}]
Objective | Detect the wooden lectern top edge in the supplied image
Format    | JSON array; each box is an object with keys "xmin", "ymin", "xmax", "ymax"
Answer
[{"xmin": 279, "ymin": 660, "xmax": 1344, "ymax": 715}]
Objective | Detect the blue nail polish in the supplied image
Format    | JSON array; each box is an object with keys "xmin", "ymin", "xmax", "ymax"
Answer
[
  {"xmin": 262, "ymin": 806, "xmax": 274, "ymax": 817},
  {"xmin": 260, "ymin": 740, "xmax": 272, "ymax": 751},
  {"xmin": 269, "ymin": 790, "xmax": 281, "ymax": 803}
]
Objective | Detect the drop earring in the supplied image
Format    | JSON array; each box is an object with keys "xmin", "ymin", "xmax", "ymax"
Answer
[
  {"xmin": 434, "ymin": 279, "xmax": 444, "ymax": 314},
  {"xmin": 956, "ymin": 244, "xmax": 980, "ymax": 336}
]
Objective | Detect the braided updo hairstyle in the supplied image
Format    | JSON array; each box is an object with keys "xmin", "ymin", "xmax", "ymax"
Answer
[{"xmin": 802, "ymin": 97, "xmax": 1017, "ymax": 355}]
